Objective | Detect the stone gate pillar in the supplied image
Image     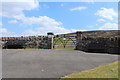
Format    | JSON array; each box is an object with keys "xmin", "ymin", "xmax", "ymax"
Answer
[
  {"xmin": 47, "ymin": 32, "xmax": 54, "ymax": 49},
  {"xmin": 76, "ymin": 31, "xmax": 83, "ymax": 50}
]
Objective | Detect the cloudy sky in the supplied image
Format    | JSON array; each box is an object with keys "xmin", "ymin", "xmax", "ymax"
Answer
[{"xmin": 0, "ymin": 0, "xmax": 118, "ymax": 37}]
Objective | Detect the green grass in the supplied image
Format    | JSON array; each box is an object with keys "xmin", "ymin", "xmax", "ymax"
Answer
[
  {"xmin": 61, "ymin": 61, "xmax": 119, "ymax": 79},
  {"xmin": 53, "ymin": 46, "xmax": 75, "ymax": 50},
  {"xmin": 24, "ymin": 48, "xmax": 47, "ymax": 50}
]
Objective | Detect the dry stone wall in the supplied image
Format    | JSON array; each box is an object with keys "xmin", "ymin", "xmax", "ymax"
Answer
[
  {"xmin": 1, "ymin": 36, "xmax": 52, "ymax": 49},
  {"xmin": 1, "ymin": 30, "xmax": 119, "ymax": 54},
  {"xmin": 76, "ymin": 30, "xmax": 120, "ymax": 54}
]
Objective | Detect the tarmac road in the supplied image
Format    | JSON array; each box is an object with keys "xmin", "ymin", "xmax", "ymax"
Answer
[{"xmin": 2, "ymin": 49, "xmax": 118, "ymax": 78}]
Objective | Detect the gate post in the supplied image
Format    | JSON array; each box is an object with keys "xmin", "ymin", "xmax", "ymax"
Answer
[
  {"xmin": 47, "ymin": 32, "xmax": 54, "ymax": 49},
  {"xmin": 76, "ymin": 31, "xmax": 83, "ymax": 50}
]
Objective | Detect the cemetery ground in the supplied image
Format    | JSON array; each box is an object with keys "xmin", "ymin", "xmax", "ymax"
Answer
[{"xmin": 2, "ymin": 49, "xmax": 118, "ymax": 78}]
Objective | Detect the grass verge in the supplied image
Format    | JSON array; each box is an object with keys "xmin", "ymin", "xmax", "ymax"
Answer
[
  {"xmin": 61, "ymin": 61, "xmax": 119, "ymax": 79},
  {"xmin": 24, "ymin": 48, "xmax": 48, "ymax": 50}
]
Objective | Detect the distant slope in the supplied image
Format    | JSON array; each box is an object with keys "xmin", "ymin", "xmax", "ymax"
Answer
[{"xmin": 55, "ymin": 30, "xmax": 119, "ymax": 38}]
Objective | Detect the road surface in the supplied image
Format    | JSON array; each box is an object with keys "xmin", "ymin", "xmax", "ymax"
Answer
[{"xmin": 2, "ymin": 49, "xmax": 118, "ymax": 78}]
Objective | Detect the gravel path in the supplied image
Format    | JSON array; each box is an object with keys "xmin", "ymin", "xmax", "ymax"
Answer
[{"xmin": 2, "ymin": 49, "xmax": 118, "ymax": 78}]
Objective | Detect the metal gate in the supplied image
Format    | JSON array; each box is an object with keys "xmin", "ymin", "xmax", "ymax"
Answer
[{"xmin": 53, "ymin": 35, "xmax": 76, "ymax": 49}]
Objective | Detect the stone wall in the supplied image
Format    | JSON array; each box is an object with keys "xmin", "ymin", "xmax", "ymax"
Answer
[
  {"xmin": 1, "ymin": 30, "xmax": 119, "ymax": 54},
  {"xmin": 1, "ymin": 35, "xmax": 53, "ymax": 49},
  {"xmin": 76, "ymin": 30, "xmax": 120, "ymax": 54}
]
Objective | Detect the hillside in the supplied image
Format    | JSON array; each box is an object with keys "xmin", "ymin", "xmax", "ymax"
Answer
[{"xmin": 56, "ymin": 30, "xmax": 119, "ymax": 38}]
